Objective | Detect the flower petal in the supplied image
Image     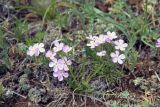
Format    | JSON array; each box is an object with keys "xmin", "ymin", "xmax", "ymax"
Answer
[
  {"xmin": 63, "ymin": 72, "xmax": 69, "ymax": 78},
  {"xmin": 110, "ymin": 53, "xmax": 116, "ymax": 57},
  {"xmin": 39, "ymin": 48, "xmax": 45, "ymax": 52},
  {"xmin": 34, "ymin": 50, "xmax": 40, "ymax": 56},
  {"xmin": 39, "ymin": 43, "xmax": 44, "ymax": 47},
  {"xmin": 118, "ymin": 59, "xmax": 123, "ymax": 64},
  {"xmin": 53, "ymin": 72, "xmax": 58, "ymax": 77},
  {"xmin": 46, "ymin": 50, "xmax": 52, "ymax": 57},
  {"xmin": 112, "ymin": 58, "xmax": 118, "ymax": 63},
  {"xmin": 49, "ymin": 62, "xmax": 54, "ymax": 67},
  {"xmin": 58, "ymin": 64, "xmax": 64, "ymax": 70},
  {"xmin": 115, "ymin": 51, "xmax": 120, "ymax": 55},
  {"xmin": 64, "ymin": 64, "xmax": 69, "ymax": 71},
  {"xmin": 58, "ymin": 75, "xmax": 63, "ymax": 81},
  {"xmin": 119, "ymin": 54, "xmax": 125, "ymax": 59},
  {"xmin": 53, "ymin": 67, "xmax": 58, "ymax": 72}
]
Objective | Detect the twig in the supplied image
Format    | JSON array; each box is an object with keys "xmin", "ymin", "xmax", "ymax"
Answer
[
  {"xmin": 155, "ymin": 71, "xmax": 160, "ymax": 82},
  {"xmin": 12, "ymin": 91, "xmax": 27, "ymax": 99},
  {"xmin": 73, "ymin": 92, "xmax": 108, "ymax": 106},
  {"xmin": 2, "ymin": 26, "xmax": 15, "ymax": 36},
  {"xmin": 6, "ymin": 90, "xmax": 27, "ymax": 99}
]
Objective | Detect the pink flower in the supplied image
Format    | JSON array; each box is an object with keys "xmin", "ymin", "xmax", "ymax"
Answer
[
  {"xmin": 156, "ymin": 38, "xmax": 160, "ymax": 47},
  {"xmin": 57, "ymin": 59, "xmax": 69, "ymax": 71},
  {"xmin": 86, "ymin": 35, "xmax": 96, "ymax": 41},
  {"xmin": 110, "ymin": 51, "xmax": 125, "ymax": 64},
  {"xmin": 53, "ymin": 70, "xmax": 69, "ymax": 81},
  {"xmin": 62, "ymin": 45, "xmax": 72, "ymax": 53},
  {"xmin": 49, "ymin": 59, "xmax": 59, "ymax": 72},
  {"xmin": 87, "ymin": 40, "xmax": 99, "ymax": 49},
  {"xmin": 114, "ymin": 39, "xmax": 128, "ymax": 51},
  {"xmin": 96, "ymin": 51, "xmax": 106, "ymax": 56},
  {"xmin": 49, "ymin": 58, "xmax": 70, "ymax": 72},
  {"xmin": 106, "ymin": 31, "xmax": 117, "ymax": 42},
  {"xmin": 45, "ymin": 50, "xmax": 56, "ymax": 60},
  {"xmin": 87, "ymin": 34, "xmax": 108, "ymax": 48},
  {"xmin": 53, "ymin": 41, "xmax": 64, "ymax": 52},
  {"xmin": 27, "ymin": 43, "xmax": 45, "ymax": 56},
  {"xmin": 86, "ymin": 35, "xmax": 101, "ymax": 49},
  {"xmin": 49, "ymin": 57, "xmax": 71, "ymax": 81},
  {"xmin": 86, "ymin": 32, "xmax": 117, "ymax": 49},
  {"xmin": 63, "ymin": 57, "xmax": 72, "ymax": 65},
  {"xmin": 98, "ymin": 34, "xmax": 107, "ymax": 44},
  {"xmin": 45, "ymin": 50, "xmax": 52, "ymax": 58}
]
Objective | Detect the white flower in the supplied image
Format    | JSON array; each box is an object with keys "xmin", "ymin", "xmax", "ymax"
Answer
[
  {"xmin": 96, "ymin": 50, "xmax": 106, "ymax": 56},
  {"xmin": 106, "ymin": 31, "xmax": 117, "ymax": 41},
  {"xmin": 114, "ymin": 39, "xmax": 128, "ymax": 51},
  {"xmin": 110, "ymin": 51, "xmax": 125, "ymax": 64},
  {"xmin": 27, "ymin": 43, "xmax": 45, "ymax": 56}
]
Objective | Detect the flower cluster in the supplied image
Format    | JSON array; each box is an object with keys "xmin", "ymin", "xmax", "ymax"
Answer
[
  {"xmin": 49, "ymin": 57, "xmax": 71, "ymax": 81},
  {"xmin": 46, "ymin": 40, "xmax": 72, "ymax": 81},
  {"xmin": 27, "ymin": 31, "xmax": 128, "ymax": 81},
  {"xmin": 27, "ymin": 41, "xmax": 72, "ymax": 81},
  {"xmin": 86, "ymin": 31, "xmax": 117, "ymax": 49},
  {"xmin": 86, "ymin": 31, "xmax": 128, "ymax": 64}
]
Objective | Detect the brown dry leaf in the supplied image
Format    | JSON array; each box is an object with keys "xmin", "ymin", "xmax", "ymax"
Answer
[
  {"xmin": 95, "ymin": 1, "xmax": 108, "ymax": 12},
  {"xmin": 17, "ymin": 0, "xmax": 29, "ymax": 5},
  {"xmin": 8, "ymin": 45, "xmax": 16, "ymax": 58},
  {"xmin": 128, "ymin": 0, "xmax": 142, "ymax": 5},
  {"xmin": 105, "ymin": 0, "xmax": 115, "ymax": 5},
  {"xmin": 15, "ymin": 102, "xmax": 39, "ymax": 107},
  {"xmin": 25, "ymin": 13, "xmax": 40, "ymax": 22},
  {"xmin": 128, "ymin": 0, "xmax": 144, "ymax": 18},
  {"xmin": 144, "ymin": 91, "xmax": 156, "ymax": 104}
]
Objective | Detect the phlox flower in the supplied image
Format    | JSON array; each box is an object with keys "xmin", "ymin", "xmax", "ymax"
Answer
[
  {"xmin": 49, "ymin": 58, "xmax": 70, "ymax": 72},
  {"xmin": 156, "ymin": 38, "xmax": 160, "ymax": 47},
  {"xmin": 27, "ymin": 43, "xmax": 45, "ymax": 56},
  {"xmin": 53, "ymin": 41, "xmax": 64, "ymax": 52},
  {"xmin": 63, "ymin": 45, "xmax": 72, "ymax": 53},
  {"xmin": 86, "ymin": 35, "xmax": 96, "ymax": 41},
  {"xmin": 110, "ymin": 51, "xmax": 125, "ymax": 64},
  {"xmin": 87, "ymin": 40, "xmax": 99, "ymax": 49},
  {"xmin": 98, "ymin": 34, "xmax": 107, "ymax": 44},
  {"xmin": 96, "ymin": 50, "xmax": 106, "ymax": 56},
  {"xmin": 45, "ymin": 50, "xmax": 56, "ymax": 60},
  {"xmin": 114, "ymin": 39, "xmax": 128, "ymax": 51},
  {"xmin": 49, "ymin": 57, "xmax": 71, "ymax": 81},
  {"xmin": 63, "ymin": 57, "xmax": 72, "ymax": 65},
  {"xmin": 106, "ymin": 31, "xmax": 117, "ymax": 42},
  {"xmin": 86, "ymin": 35, "xmax": 101, "ymax": 48},
  {"xmin": 53, "ymin": 70, "xmax": 69, "ymax": 81}
]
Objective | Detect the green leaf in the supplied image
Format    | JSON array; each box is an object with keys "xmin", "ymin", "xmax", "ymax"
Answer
[
  {"xmin": 0, "ymin": 83, "xmax": 5, "ymax": 96},
  {"xmin": 0, "ymin": 29, "xmax": 8, "ymax": 49},
  {"xmin": 120, "ymin": 91, "xmax": 130, "ymax": 99},
  {"xmin": 26, "ymin": 31, "xmax": 45, "ymax": 46},
  {"xmin": 84, "ymin": 46, "xmax": 97, "ymax": 58}
]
